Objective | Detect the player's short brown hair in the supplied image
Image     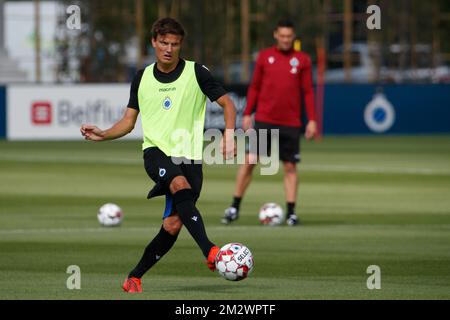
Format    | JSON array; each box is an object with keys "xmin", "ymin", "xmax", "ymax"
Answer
[{"xmin": 151, "ymin": 17, "xmax": 185, "ymax": 40}]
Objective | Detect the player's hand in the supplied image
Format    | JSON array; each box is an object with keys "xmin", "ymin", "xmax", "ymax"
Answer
[
  {"xmin": 80, "ymin": 124, "xmax": 105, "ymax": 141},
  {"xmin": 242, "ymin": 115, "xmax": 253, "ymax": 131},
  {"xmin": 305, "ymin": 120, "xmax": 317, "ymax": 140},
  {"xmin": 220, "ymin": 129, "xmax": 236, "ymax": 160}
]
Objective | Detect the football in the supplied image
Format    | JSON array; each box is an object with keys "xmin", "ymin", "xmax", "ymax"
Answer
[
  {"xmin": 97, "ymin": 203, "xmax": 123, "ymax": 227},
  {"xmin": 258, "ymin": 202, "xmax": 284, "ymax": 226},
  {"xmin": 215, "ymin": 243, "xmax": 254, "ymax": 281}
]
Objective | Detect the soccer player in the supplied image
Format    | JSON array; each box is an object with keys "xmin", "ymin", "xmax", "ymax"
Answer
[
  {"xmin": 222, "ymin": 19, "xmax": 317, "ymax": 226},
  {"xmin": 80, "ymin": 17, "xmax": 236, "ymax": 293}
]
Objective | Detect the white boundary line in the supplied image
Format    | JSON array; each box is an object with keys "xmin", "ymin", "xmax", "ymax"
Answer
[
  {"xmin": 300, "ymin": 164, "xmax": 450, "ymax": 176},
  {"xmin": 0, "ymin": 226, "xmax": 254, "ymax": 235},
  {"xmin": 1, "ymin": 154, "xmax": 449, "ymax": 176}
]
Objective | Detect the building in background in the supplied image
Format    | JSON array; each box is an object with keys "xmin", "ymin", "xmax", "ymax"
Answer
[
  {"xmin": 2, "ymin": 0, "xmax": 59, "ymax": 83},
  {"xmin": 0, "ymin": 0, "xmax": 27, "ymax": 83}
]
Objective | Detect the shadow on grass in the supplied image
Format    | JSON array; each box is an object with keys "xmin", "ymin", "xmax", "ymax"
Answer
[
  {"xmin": 299, "ymin": 220, "xmax": 347, "ymax": 226},
  {"xmin": 230, "ymin": 220, "xmax": 348, "ymax": 227},
  {"xmin": 160, "ymin": 283, "xmax": 274, "ymax": 294},
  {"xmin": 160, "ymin": 284, "xmax": 240, "ymax": 294}
]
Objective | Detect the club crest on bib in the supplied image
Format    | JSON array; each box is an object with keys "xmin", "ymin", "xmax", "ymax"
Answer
[{"xmin": 162, "ymin": 96, "xmax": 172, "ymax": 110}]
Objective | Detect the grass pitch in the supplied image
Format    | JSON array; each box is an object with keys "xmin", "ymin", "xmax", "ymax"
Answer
[{"xmin": 0, "ymin": 136, "xmax": 449, "ymax": 300}]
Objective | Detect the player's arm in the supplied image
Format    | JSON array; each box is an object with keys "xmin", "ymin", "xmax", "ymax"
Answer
[
  {"xmin": 242, "ymin": 52, "xmax": 264, "ymax": 130},
  {"xmin": 301, "ymin": 55, "xmax": 317, "ymax": 140},
  {"xmin": 216, "ymin": 94, "xmax": 237, "ymax": 159},
  {"xmin": 216, "ymin": 94, "xmax": 236, "ymax": 131},
  {"xmin": 80, "ymin": 107, "xmax": 139, "ymax": 141},
  {"xmin": 81, "ymin": 70, "xmax": 143, "ymax": 142},
  {"xmin": 195, "ymin": 63, "xmax": 236, "ymax": 159}
]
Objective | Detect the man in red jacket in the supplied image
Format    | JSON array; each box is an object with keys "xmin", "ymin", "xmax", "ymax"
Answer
[{"xmin": 222, "ymin": 19, "xmax": 317, "ymax": 226}]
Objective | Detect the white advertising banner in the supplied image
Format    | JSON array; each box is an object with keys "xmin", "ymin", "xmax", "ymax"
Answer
[{"xmin": 7, "ymin": 84, "xmax": 143, "ymax": 140}]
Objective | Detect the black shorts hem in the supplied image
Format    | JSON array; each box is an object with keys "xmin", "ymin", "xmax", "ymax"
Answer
[
  {"xmin": 143, "ymin": 147, "xmax": 203, "ymax": 199},
  {"xmin": 246, "ymin": 121, "xmax": 301, "ymax": 162}
]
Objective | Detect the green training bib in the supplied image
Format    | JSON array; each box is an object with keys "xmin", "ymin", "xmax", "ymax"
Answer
[{"xmin": 138, "ymin": 61, "xmax": 207, "ymax": 160}]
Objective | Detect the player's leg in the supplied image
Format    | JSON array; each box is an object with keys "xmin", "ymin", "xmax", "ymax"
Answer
[
  {"xmin": 222, "ymin": 153, "xmax": 257, "ymax": 224},
  {"xmin": 142, "ymin": 147, "xmax": 218, "ymax": 270},
  {"xmin": 127, "ymin": 212, "xmax": 182, "ymax": 279},
  {"xmin": 169, "ymin": 176, "xmax": 218, "ymax": 261},
  {"xmin": 283, "ymin": 161, "xmax": 298, "ymax": 204},
  {"xmin": 279, "ymin": 126, "xmax": 302, "ymax": 225},
  {"xmin": 123, "ymin": 148, "xmax": 185, "ymax": 292},
  {"xmin": 176, "ymin": 162, "xmax": 220, "ymax": 270},
  {"xmin": 283, "ymin": 161, "xmax": 299, "ymax": 225},
  {"xmin": 123, "ymin": 196, "xmax": 182, "ymax": 293},
  {"xmin": 235, "ymin": 154, "xmax": 258, "ymax": 198},
  {"xmin": 223, "ymin": 121, "xmax": 268, "ymax": 224}
]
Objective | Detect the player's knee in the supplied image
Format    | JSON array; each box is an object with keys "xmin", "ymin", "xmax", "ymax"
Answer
[
  {"xmin": 163, "ymin": 215, "xmax": 182, "ymax": 235},
  {"xmin": 283, "ymin": 162, "xmax": 297, "ymax": 174},
  {"xmin": 244, "ymin": 162, "xmax": 256, "ymax": 173},
  {"xmin": 169, "ymin": 176, "xmax": 191, "ymax": 194},
  {"xmin": 246, "ymin": 153, "xmax": 258, "ymax": 166}
]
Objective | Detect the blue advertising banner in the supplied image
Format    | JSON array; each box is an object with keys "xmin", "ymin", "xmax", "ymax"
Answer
[{"xmin": 323, "ymin": 84, "xmax": 450, "ymax": 134}]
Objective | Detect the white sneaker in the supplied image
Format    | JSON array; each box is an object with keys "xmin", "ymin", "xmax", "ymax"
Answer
[
  {"xmin": 221, "ymin": 207, "xmax": 239, "ymax": 224},
  {"xmin": 286, "ymin": 214, "xmax": 300, "ymax": 226}
]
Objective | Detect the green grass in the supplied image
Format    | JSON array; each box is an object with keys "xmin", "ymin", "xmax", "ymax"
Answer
[{"xmin": 1, "ymin": 136, "xmax": 450, "ymax": 299}]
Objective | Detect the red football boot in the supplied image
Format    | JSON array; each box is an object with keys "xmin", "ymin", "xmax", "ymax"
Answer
[
  {"xmin": 206, "ymin": 245, "xmax": 220, "ymax": 271},
  {"xmin": 122, "ymin": 277, "xmax": 142, "ymax": 293}
]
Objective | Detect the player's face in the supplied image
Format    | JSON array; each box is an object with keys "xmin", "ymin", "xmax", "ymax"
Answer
[
  {"xmin": 152, "ymin": 34, "xmax": 183, "ymax": 67},
  {"xmin": 274, "ymin": 27, "xmax": 296, "ymax": 52}
]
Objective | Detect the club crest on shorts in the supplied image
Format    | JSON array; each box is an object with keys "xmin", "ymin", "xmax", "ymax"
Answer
[
  {"xmin": 162, "ymin": 97, "xmax": 172, "ymax": 110},
  {"xmin": 159, "ymin": 168, "xmax": 166, "ymax": 177}
]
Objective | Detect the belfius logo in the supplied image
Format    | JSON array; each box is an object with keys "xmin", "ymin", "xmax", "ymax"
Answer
[{"xmin": 31, "ymin": 101, "xmax": 52, "ymax": 125}]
